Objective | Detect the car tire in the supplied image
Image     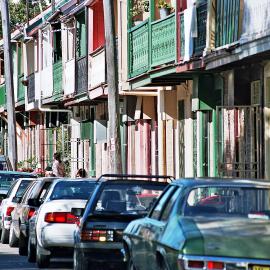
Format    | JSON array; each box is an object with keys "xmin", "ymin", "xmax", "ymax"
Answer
[
  {"xmin": 1, "ymin": 228, "xmax": 9, "ymax": 244},
  {"xmin": 27, "ymin": 237, "xmax": 36, "ymax": 262},
  {"xmin": 36, "ymin": 243, "xmax": 50, "ymax": 268},
  {"xmin": 9, "ymin": 224, "xmax": 19, "ymax": 247},
  {"xmin": 19, "ymin": 233, "xmax": 28, "ymax": 256},
  {"xmin": 74, "ymin": 249, "xmax": 88, "ymax": 270}
]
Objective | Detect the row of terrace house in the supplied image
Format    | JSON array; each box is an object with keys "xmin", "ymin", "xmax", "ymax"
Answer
[{"xmin": 0, "ymin": 0, "xmax": 270, "ymax": 179}]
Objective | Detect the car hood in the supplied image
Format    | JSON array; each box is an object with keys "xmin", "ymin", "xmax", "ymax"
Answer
[{"xmin": 180, "ymin": 216, "xmax": 270, "ymax": 259}]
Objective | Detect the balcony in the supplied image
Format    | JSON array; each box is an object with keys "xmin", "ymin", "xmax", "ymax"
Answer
[
  {"xmin": 53, "ymin": 61, "xmax": 63, "ymax": 101},
  {"xmin": 17, "ymin": 74, "xmax": 25, "ymax": 103},
  {"xmin": 76, "ymin": 56, "xmax": 87, "ymax": 95},
  {"xmin": 0, "ymin": 84, "xmax": 6, "ymax": 108},
  {"xmin": 128, "ymin": 13, "xmax": 176, "ymax": 78},
  {"xmin": 27, "ymin": 73, "xmax": 35, "ymax": 104}
]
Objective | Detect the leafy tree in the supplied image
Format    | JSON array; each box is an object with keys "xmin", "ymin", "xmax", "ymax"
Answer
[{"xmin": 0, "ymin": 0, "xmax": 49, "ymax": 38}]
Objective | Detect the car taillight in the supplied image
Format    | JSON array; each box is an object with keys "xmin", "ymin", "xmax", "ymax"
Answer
[
  {"xmin": 207, "ymin": 262, "xmax": 224, "ymax": 270},
  {"xmin": 27, "ymin": 208, "xmax": 35, "ymax": 220},
  {"xmin": 44, "ymin": 212, "xmax": 79, "ymax": 224},
  {"xmin": 188, "ymin": 261, "xmax": 204, "ymax": 268},
  {"xmin": 6, "ymin": 206, "xmax": 15, "ymax": 217},
  {"xmin": 81, "ymin": 229, "xmax": 114, "ymax": 242}
]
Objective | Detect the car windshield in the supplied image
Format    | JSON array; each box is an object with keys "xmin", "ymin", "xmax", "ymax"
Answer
[
  {"xmin": 0, "ymin": 174, "xmax": 34, "ymax": 194},
  {"xmin": 185, "ymin": 186, "xmax": 270, "ymax": 218},
  {"xmin": 50, "ymin": 181, "xmax": 96, "ymax": 200},
  {"xmin": 93, "ymin": 182, "xmax": 166, "ymax": 215}
]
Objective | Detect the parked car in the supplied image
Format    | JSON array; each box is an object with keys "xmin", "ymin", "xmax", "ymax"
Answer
[
  {"xmin": 0, "ymin": 171, "xmax": 37, "ymax": 236},
  {"xmin": 0, "ymin": 155, "xmax": 13, "ymax": 171},
  {"xmin": 10, "ymin": 177, "xmax": 59, "ymax": 255},
  {"xmin": 31, "ymin": 178, "xmax": 97, "ymax": 268},
  {"xmin": 123, "ymin": 178, "xmax": 270, "ymax": 270},
  {"xmin": 0, "ymin": 178, "xmax": 35, "ymax": 243},
  {"xmin": 0, "ymin": 171, "xmax": 36, "ymax": 198},
  {"xmin": 73, "ymin": 174, "xmax": 171, "ymax": 270}
]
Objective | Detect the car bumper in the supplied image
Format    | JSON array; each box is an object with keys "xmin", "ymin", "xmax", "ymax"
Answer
[
  {"xmin": 76, "ymin": 242, "xmax": 124, "ymax": 263},
  {"xmin": 3, "ymin": 216, "xmax": 11, "ymax": 230},
  {"xmin": 41, "ymin": 224, "xmax": 75, "ymax": 248}
]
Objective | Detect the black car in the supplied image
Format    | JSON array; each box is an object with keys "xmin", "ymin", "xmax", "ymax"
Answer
[
  {"xmin": 73, "ymin": 174, "xmax": 171, "ymax": 270},
  {"xmin": 10, "ymin": 177, "xmax": 59, "ymax": 255}
]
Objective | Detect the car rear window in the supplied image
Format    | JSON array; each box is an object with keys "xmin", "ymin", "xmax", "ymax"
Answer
[
  {"xmin": 93, "ymin": 182, "xmax": 167, "ymax": 215},
  {"xmin": 15, "ymin": 180, "xmax": 33, "ymax": 198},
  {"xmin": 50, "ymin": 181, "xmax": 96, "ymax": 200},
  {"xmin": 185, "ymin": 186, "xmax": 270, "ymax": 218},
  {"xmin": 0, "ymin": 174, "xmax": 34, "ymax": 193}
]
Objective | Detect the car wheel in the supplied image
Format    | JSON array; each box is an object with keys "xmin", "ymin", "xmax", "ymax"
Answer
[
  {"xmin": 19, "ymin": 233, "xmax": 28, "ymax": 256},
  {"xmin": 36, "ymin": 243, "xmax": 50, "ymax": 268},
  {"xmin": 74, "ymin": 249, "xmax": 88, "ymax": 270},
  {"xmin": 1, "ymin": 228, "xmax": 9, "ymax": 244},
  {"xmin": 9, "ymin": 224, "xmax": 18, "ymax": 247},
  {"xmin": 27, "ymin": 237, "xmax": 36, "ymax": 262}
]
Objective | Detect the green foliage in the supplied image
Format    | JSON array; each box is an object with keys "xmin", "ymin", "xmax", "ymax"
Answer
[
  {"xmin": 0, "ymin": 0, "xmax": 49, "ymax": 38},
  {"xmin": 157, "ymin": 0, "xmax": 171, "ymax": 9}
]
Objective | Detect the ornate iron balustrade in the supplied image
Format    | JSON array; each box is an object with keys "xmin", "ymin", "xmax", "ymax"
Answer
[
  {"xmin": 53, "ymin": 61, "xmax": 63, "ymax": 101},
  {"xmin": 0, "ymin": 84, "xmax": 6, "ymax": 107},
  {"xmin": 76, "ymin": 56, "xmax": 87, "ymax": 95},
  {"xmin": 151, "ymin": 14, "xmax": 176, "ymax": 67},
  {"xmin": 27, "ymin": 73, "xmax": 35, "ymax": 103},
  {"xmin": 180, "ymin": 12, "xmax": 185, "ymax": 59},
  {"xmin": 17, "ymin": 74, "xmax": 25, "ymax": 103},
  {"xmin": 128, "ymin": 20, "xmax": 149, "ymax": 78},
  {"xmin": 194, "ymin": 1, "xmax": 208, "ymax": 55},
  {"xmin": 215, "ymin": 0, "xmax": 240, "ymax": 47}
]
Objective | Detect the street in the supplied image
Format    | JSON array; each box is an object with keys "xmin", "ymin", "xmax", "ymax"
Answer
[{"xmin": 0, "ymin": 243, "xmax": 72, "ymax": 270}]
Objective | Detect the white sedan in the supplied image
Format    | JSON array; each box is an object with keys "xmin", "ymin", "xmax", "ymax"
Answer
[{"xmin": 33, "ymin": 178, "xmax": 97, "ymax": 268}]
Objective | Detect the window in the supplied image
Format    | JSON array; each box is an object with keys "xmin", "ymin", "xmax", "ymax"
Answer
[
  {"xmin": 15, "ymin": 180, "xmax": 32, "ymax": 198},
  {"xmin": 160, "ymin": 187, "xmax": 182, "ymax": 221},
  {"xmin": 150, "ymin": 186, "xmax": 175, "ymax": 220}
]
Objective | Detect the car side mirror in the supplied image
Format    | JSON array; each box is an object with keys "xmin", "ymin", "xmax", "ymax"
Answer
[
  {"xmin": 28, "ymin": 198, "xmax": 41, "ymax": 207},
  {"xmin": 12, "ymin": 196, "xmax": 21, "ymax": 203},
  {"xmin": 71, "ymin": 207, "xmax": 84, "ymax": 217}
]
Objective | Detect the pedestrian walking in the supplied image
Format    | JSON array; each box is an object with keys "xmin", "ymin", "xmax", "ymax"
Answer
[
  {"xmin": 52, "ymin": 152, "xmax": 65, "ymax": 177},
  {"xmin": 76, "ymin": 168, "xmax": 87, "ymax": 178}
]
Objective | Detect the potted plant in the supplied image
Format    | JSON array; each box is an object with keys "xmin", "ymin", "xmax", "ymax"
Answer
[
  {"xmin": 157, "ymin": 0, "xmax": 171, "ymax": 19},
  {"xmin": 131, "ymin": 0, "xmax": 149, "ymax": 26}
]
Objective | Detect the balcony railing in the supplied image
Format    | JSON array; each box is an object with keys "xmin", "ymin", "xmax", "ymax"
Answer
[
  {"xmin": 215, "ymin": 0, "xmax": 240, "ymax": 47},
  {"xmin": 27, "ymin": 73, "xmax": 35, "ymax": 104},
  {"xmin": 128, "ymin": 20, "xmax": 149, "ymax": 78},
  {"xmin": 17, "ymin": 74, "xmax": 25, "ymax": 103},
  {"xmin": 151, "ymin": 14, "xmax": 176, "ymax": 67},
  {"xmin": 0, "ymin": 84, "xmax": 6, "ymax": 107},
  {"xmin": 53, "ymin": 61, "xmax": 63, "ymax": 101},
  {"xmin": 76, "ymin": 56, "xmax": 87, "ymax": 95}
]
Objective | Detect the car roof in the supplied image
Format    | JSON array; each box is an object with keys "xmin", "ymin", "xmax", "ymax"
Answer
[
  {"xmin": 52, "ymin": 178, "xmax": 97, "ymax": 184},
  {"xmin": 0, "ymin": 170, "xmax": 36, "ymax": 176},
  {"xmin": 172, "ymin": 178, "xmax": 270, "ymax": 187}
]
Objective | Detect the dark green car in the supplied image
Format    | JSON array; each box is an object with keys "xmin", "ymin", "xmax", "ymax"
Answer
[{"xmin": 123, "ymin": 178, "xmax": 270, "ymax": 270}]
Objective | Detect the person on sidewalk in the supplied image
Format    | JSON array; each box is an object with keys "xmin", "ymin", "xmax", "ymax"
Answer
[
  {"xmin": 76, "ymin": 168, "xmax": 87, "ymax": 178},
  {"xmin": 52, "ymin": 152, "xmax": 65, "ymax": 177}
]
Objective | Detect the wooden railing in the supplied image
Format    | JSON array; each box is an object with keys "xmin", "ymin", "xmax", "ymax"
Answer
[
  {"xmin": 76, "ymin": 56, "xmax": 87, "ymax": 95},
  {"xmin": 17, "ymin": 74, "xmax": 25, "ymax": 102},
  {"xmin": 27, "ymin": 73, "xmax": 35, "ymax": 103}
]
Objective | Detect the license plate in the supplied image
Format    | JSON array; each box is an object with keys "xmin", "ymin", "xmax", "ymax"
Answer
[{"xmin": 253, "ymin": 266, "xmax": 270, "ymax": 270}]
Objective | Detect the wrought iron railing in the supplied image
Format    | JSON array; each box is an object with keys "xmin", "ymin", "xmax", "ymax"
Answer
[
  {"xmin": 215, "ymin": 0, "xmax": 240, "ymax": 47},
  {"xmin": 151, "ymin": 13, "xmax": 176, "ymax": 67},
  {"xmin": 180, "ymin": 12, "xmax": 185, "ymax": 59},
  {"xmin": 128, "ymin": 20, "xmax": 149, "ymax": 78},
  {"xmin": 76, "ymin": 56, "xmax": 87, "ymax": 95},
  {"xmin": 53, "ymin": 61, "xmax": 63, "ymax": 101},
  {"xmin": 0, "ymin": 84, "xmax": 6, "ymax": 107},
  {"xmin": 17, "ymin": 74, "xmax": 25, "ymax": 102},
  {"xmin": 27, "ymin": 73, "xmax": 35, "ymax": 103}
]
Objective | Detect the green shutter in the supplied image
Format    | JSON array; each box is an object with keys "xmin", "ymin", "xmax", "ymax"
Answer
[
  {"xmin": 80, "ymin": 121, "xmax": 91, "ymax": 140},
  {"xmin": 89, "ymin": 121, "xmax": 96, "ymax": 176}
]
